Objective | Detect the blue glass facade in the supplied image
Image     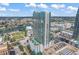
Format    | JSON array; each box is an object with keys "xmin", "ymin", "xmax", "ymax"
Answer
[
  {"xmin": 33, "ymin": 11, "xmax": 51, "ymax": 45},
  {"xmin": 73, "ymin": 8, "xmax": 79, "ymax": 40}
]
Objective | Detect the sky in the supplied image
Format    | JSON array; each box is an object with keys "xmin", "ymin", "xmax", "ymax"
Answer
[{"xmin": 0, "ymin": 3, "xmax": 79, "ymax": 17}]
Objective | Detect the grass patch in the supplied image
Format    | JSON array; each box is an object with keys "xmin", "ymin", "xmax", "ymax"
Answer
[{"xmin": 11, "ymin": 31, "xmax": 25, "ymax": 41}]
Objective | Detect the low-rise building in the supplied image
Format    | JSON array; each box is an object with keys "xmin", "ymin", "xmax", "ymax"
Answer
[
  {"xmin": 0, "ymin": 43, "xmax": 9, "ymax": 55},
  {"xmin": 44, "ymin": 42, "xmax": 79, "ymax": 55},
  {"xmin": 19, "ymin": 37, "xmax": 30, "ymax": 46}
]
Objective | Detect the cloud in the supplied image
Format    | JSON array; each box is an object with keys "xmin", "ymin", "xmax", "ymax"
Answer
[
  {"xmin": 37, "ymin": 4, "xmax": 48, "ymax": 8},
  {"xmin": 25, "ymin": 4, "xmax": 29, "ymax": 7},
  {"xmin": 0, "ymin": 3, "xmax": 9, "ymax": 6},
  {"xmin": 25, "ymin": 3, "xmax": 48, "ymax": 8},
  {"xmin": 8, "ymin": 9, "xmax": 20, "ymax": 12},
  {"xmin": 29, "ymin": 3, "xmax": 37, "ymax": 7},
  {"xmin": 25, "ymin": 3, "xmax": 36, "ymax": 8},
  {"xmin": 67, "ymin": 6, "xmax": 78, "ymax": 11},
  {"xmin": 51, "ymin": 4, "xmax": 65, "ymax": 9},
  {"xmin": 0, "ymin": 7, "xmax": 6, "ymax": 11}
]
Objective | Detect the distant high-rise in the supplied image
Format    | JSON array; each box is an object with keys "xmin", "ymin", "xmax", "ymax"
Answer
[
  {"xmin": 73, "ymin": 8, "xmax": 79, "ymax": 40},
  {"xmin": 33, "ymin": 11, "xmax": 51, "ymax": 48}
]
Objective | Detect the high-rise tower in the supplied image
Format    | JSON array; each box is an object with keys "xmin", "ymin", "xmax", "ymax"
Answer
[
  {"xmin": 73, "ymin": 8, "xmax": 79, "ymax": 40},
  {"xmin": 33, "ymin": 11, "xmax": 51, "ymax": 48}
]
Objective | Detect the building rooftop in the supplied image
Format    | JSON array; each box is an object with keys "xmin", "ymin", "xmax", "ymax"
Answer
[
  {"xmin": 56, "ymin": 44, "xmax": 78, "ymax": 55},
  {"xmin": 0, "ymin": 37, "xmax": 2, "ymax": 43},
  {"xmin": 0, "ymin": 43, "xmax": 9, "ymax": 55},
  {"xmin": 0, "ymin": 44, "xmax": 8, "ymax": 51},
  {"xmin": 44, "ymin": 42, "xmax": 79, "ymax": 55},
  {"xmin": 61, "ymin": 31, "xmax": 73, "ymax": 36},
  {"xmin": 26, "ymin": 26, "xmax": 32, "ymax": 30},
  {"xmin": 44, "ymin": 42, "xmax": 67, "ymax": 55}
]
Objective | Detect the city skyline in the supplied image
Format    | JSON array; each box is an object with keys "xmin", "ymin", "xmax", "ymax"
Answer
[
  {"xmin": 0, "ymin": 3, "xmax": 79, "ymax": 16},
  {"xmin": 0, "ymin": 3, "xmax": 79, "ymax": 55}
]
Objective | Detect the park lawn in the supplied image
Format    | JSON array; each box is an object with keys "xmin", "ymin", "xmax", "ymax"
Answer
[{"xmin": 12, "ymin": 31, "xmax": 25, "ymax": 41}]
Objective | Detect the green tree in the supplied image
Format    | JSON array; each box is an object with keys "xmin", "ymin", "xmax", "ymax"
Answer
[
  {"xmin": 27, "ymin": 45, "xmax": 32, "ymax": 53},
  {"xmin": 4, "ymin": 34, "xmax": 10, "ymax": 42},
  {"xmin": 24, "ymin": 30, "xmax": 27, "ymax": 37},
  {"xmin": 23, "ymin": 52, "xmax": 27, "ymax": 55},
  {"xmin": 19, "ymin": 45, "xmax": 24, "ymax": 52},
  {"xmin": 31, "ymin": 51, "xmax": 36, "ymax": 55},
  {"xmin": 37, "ymin": 52, "xmax": 42, "ymax": 55},
  {"xmin": 10, "ymin": 38, "xmax": 16, "ymax": 42}
]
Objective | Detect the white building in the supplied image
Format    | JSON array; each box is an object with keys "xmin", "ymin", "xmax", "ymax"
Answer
[
  {"xmin": 19, "ymin": 37, "xmax": 30, "ymax": 46},
  {"xmin": 0, "ymin": 37, "xmax": 3, "ymax": 44},
  {"xmin": 29, "ymin": 39, "xmax": 43, "ymax": 53}
]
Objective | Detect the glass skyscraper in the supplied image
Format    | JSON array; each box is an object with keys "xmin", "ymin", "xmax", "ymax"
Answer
[
  {"xmin": 73, "ymin": 8, "xmax": 79, "ymax": 40},
  {"xmin": 33, "ymin": 11, "xmax": 51, "ymax": 48}
]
